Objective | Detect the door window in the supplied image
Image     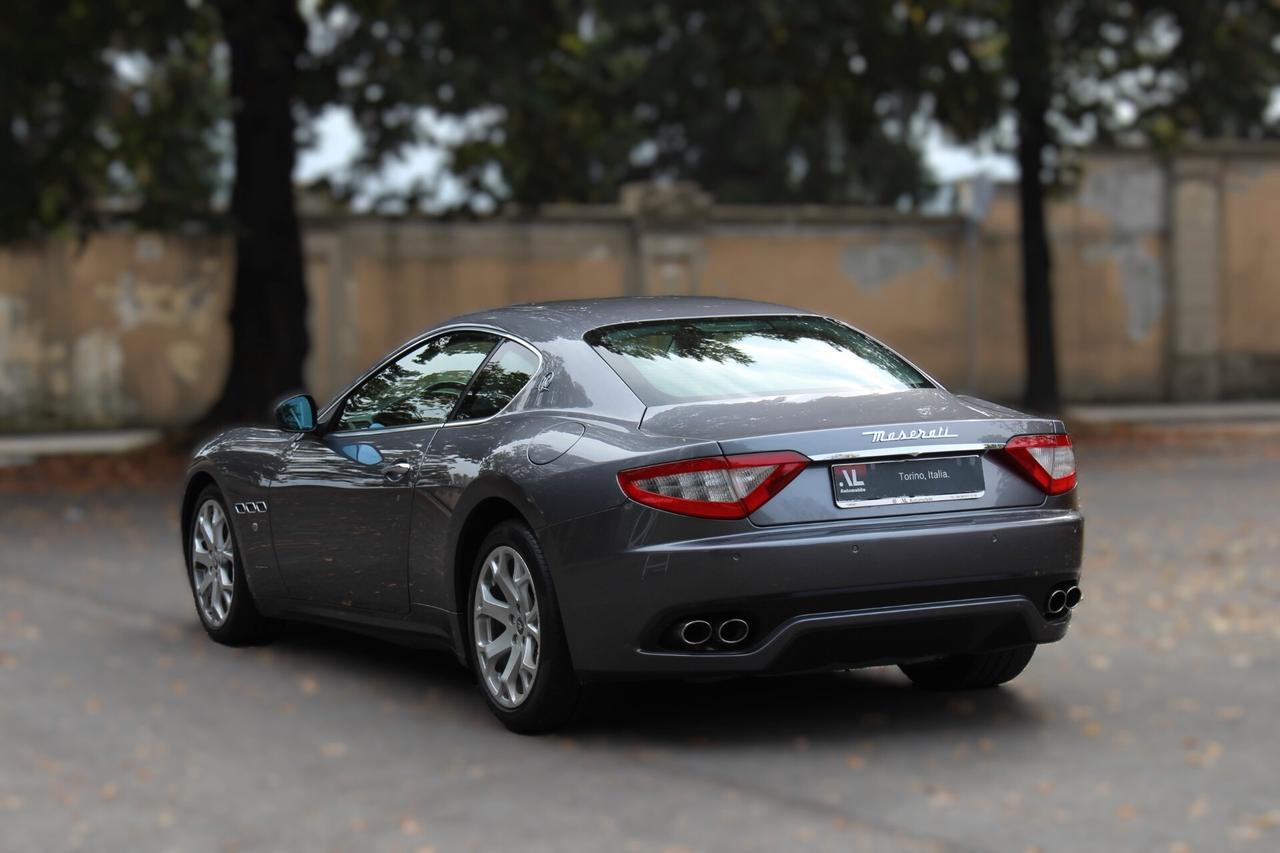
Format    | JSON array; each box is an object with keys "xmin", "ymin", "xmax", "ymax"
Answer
[
  {"xmin": 454, "ymin": 341, "xmax": 541, "ymax": 421},
  {"xmin": 336, "ymin": 332, "xmax": 499, "ymax": 431}
]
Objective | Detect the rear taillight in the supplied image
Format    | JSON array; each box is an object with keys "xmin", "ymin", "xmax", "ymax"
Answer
[
  {"xmin": 1003, "ymin": 434, "xmax": 1077, "ymax": 495},
  {"xmin": 617, "ymin": 452, "xmax": 809, "ymax": 519}
]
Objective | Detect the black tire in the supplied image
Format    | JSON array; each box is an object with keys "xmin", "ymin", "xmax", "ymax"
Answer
[
  {"xmin": 466, "ymin": 521, "xmax": 581, "ymax": 734},
  {"xmin": 899, "ymin": 644, "xmax": 1035, "ymax": 690},
  {"xmin": 185, "ymin": 485, "xmax": 271, "ymax": 646}
]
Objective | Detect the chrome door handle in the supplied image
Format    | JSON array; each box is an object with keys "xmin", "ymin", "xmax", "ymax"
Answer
[{"xmin": 383, "ymin": 462, "xmax": 413, "ymax": 482}]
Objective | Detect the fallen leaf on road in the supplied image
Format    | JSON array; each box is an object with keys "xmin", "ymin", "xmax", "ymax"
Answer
[
  {"xmin": 1185, "ymin": 740, "xmax": 1224, "ymax": 767},
  {"xmin": 1187, "ymin": 796, "xmax": 1210, "ymax": 819},
  {"xmin": 320, "ymin": 742, "xmax": 348, "ymax": 758}
]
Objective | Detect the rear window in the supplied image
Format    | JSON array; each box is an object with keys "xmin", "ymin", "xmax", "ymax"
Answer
[{"xmin": 585, "ymin": 315, "xmax": 933, "ymax": 406}]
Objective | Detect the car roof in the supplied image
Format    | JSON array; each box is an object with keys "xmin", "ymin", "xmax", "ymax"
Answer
[{"xmin": 444, "ymin": 296, "xmax": 817, "ymax": 344}]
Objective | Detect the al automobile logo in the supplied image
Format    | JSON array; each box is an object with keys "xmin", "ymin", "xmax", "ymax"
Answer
[
  {"xmin": 838, "ymin": 465, "xmax": 868, "ymax": 491},
  {"xmin": 863, "ymin": 426, "xmax": 960, "ymax": 443}
]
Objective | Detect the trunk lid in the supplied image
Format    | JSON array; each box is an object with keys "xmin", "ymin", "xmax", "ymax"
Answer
[{"xmin": 639, "ymin": 389, "xmax": 1062, "ymax": 524}]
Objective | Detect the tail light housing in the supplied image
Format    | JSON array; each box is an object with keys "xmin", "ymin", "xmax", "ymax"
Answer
[
  {"xmin": 1003, "ymin": 434, "xmax": 1077, "ymax": 495},
  {"xmin": 618, "ymin": 452, "xmax": 809, "ymax": 519}
]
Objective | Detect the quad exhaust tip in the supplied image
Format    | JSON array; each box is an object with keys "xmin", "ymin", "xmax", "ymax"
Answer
[
  {"xmin": 1046, "ymin": 585, "xmax": 1083, "ymax": 617},
  {"xmin": 678, "ymin": 619, "xmax": 713, "ymax": 646},
  {"xmin": 717, "ymin": 618, "xmax": 750, "ymax": 645}
]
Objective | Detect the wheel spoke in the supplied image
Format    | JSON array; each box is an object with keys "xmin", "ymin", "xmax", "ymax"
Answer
[
  {"xmin": 511, "ymin": 563, "xmax": 533, "ymax": 612},
  {"xmin": 198, "ymin": 515, "xmax": 216, "ymax": 549},
  {"xmin": 479, "ymin": 629, "xmax": 513, "ymax": 662},
  {"xmin": 192, "ymin": 545, "xmax": 215, "ymax": 570},
  {"xmin": 500, "ymin": 642, "xmax": 521, "ymax": 697},
  {"xmin": 476, "ymin": 586, "xmax": 512, "ymax": 623},
  {"xmin": 493, "ymin": 563, "xmax": 520, "ymax": 608},
  {"xmin": 481, "ymin": 647, "xmax": 507, "ymax": 693},
  {"xmin": 520, "ymin": 637, "xmax": 538, "ymax": 674}
]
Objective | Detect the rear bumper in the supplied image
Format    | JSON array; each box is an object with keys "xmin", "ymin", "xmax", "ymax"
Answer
[
  {"xmin": 629, "ymin": 596, "xmax": 1068, "ymax": 676},
  {"xmin": 541, "ymin": 501, "xmax": 1083, "ymax": 679}
]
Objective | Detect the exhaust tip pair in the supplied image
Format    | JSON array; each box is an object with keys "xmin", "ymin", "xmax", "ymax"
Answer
[
  {"xmin": 678, "ymin": 617, "xmax": 749, "ymax": 647},
  {"xmin": 1047, "ymin": 585, "xmax": 1082, "ymax": 616}
]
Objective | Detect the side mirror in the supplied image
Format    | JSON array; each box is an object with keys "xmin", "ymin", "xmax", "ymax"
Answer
[{"xmin": 274, "ymin": 394, "xmax": 317, "ymax": 433}]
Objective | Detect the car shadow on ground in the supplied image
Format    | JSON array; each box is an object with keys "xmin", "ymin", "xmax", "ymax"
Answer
[
  {"xmin": 574, "ymin": 673, "xmax": 1043, "ymax": 747},
  {"xmin": 252, "ymin": 620, "xmax": 1047, "ymax": 746}
]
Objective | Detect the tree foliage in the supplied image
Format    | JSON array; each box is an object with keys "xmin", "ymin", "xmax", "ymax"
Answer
[
  {"xmin": 929, "ymin": 1, "xmax": 1280, "ymax": 160},
  {"xmin": 0, "ymin": 0, "xmax": 225, "ymax": 242},
  {"xmin": 5, "ymin": 1, "xmax": 1278, "ymax": 234},
  {"xmin": 305, "ymin": 1, "xmax": 1006, "ymax": 211}
]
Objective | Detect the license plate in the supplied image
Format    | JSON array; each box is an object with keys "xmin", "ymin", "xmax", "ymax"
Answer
[{"xmin": 830, "ymin": 455, "xmax": 985, "ymax": 508}]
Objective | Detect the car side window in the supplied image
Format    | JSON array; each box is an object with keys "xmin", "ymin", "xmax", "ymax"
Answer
[
  {"xmin": 453, "ymin": 341, "xmax": 541, "ymax": 421},
  {"xmin": 336, "ymin": 332, "xmax": 500, "ymax": 431}
]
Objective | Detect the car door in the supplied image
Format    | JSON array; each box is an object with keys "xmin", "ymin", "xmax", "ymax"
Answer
[
  {"xmin": 271, "ymin": 330, "xmax": 501, "ymax": 613},
  {"xmin": 408, "ymin": 338, "xmax": 544, "ymax": 612}
]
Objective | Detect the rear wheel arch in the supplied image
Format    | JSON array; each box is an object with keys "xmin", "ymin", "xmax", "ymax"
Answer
[{"xmin": 452, "ymin": 496, "xmax": 531, "ymax": 620}]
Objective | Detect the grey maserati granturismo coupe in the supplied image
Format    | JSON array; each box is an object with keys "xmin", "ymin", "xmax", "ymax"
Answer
[{"xmin": 182, "ymin": 296, "xmax": 1083, "ymax": 733}]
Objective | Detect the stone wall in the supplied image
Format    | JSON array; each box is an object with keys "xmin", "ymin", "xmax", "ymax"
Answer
[
  {"xmin": 2, "ymin": 145, "xmax": 1278, "ymax": 429},
  {"xmin": 0, "ymin": 234, "xmax": 230, "ymax": 429}
]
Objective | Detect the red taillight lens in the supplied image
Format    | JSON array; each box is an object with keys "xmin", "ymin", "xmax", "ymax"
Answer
[
  {"xmin": 617, "ymin": 451, "xmax": 809, "ymax": 519},
  {"xmin": 1003, "ymin": 434, "xmax": 1077, "ymax": 495}
]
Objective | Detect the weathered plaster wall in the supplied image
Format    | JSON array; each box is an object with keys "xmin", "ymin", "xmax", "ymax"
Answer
[
  {"xmin": 1, "ymin": 146, "xmax": 1277, "ymax": 429},
  {"xmin": 981, "ymin": 153, "xmax": 1171, "ymax": 401},
  {"xmin": 700, "ymin": 225, "xmax": 970, "ymax": 388},
  {"xmin": 1219, "ymin": 155, "xmax": 1280, "ymax": 396},
  {"xmin": 0, "ymin": 233, "xmax": 229, "ymax": 430},
  {"xmin": 302, "ymin": 221, "xmax": 631, "ymax": 402}
]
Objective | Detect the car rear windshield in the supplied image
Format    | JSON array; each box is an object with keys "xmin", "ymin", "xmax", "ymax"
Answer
[{"xmin": 585, "ymin": 315, "xmax": 933, "ymax": 406}]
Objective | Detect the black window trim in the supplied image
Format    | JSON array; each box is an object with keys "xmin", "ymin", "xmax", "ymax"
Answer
[{"xmin": 443, "ymin": 338, "xmax": 543, "ymax": 427}]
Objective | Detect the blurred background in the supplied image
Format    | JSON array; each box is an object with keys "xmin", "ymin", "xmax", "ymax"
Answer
[
  {"xmin": 3, "ymin": 0, "xmax": 1279, "ymax": 432},
  {"xmin": 2, "ymin": 2, "xmax": 1280, "ymax": 852}
]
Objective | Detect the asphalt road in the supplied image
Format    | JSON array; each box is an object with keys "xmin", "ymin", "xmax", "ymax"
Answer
[{"xmin": 2, "ymin": 438, "xmax": 1278, "ymax": 852}]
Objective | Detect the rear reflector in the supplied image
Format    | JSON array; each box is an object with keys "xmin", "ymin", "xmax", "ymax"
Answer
[
  {"xmin": 618, "ymin": 452, "xmax": 809, "ymax": 519},
  {"xmin": 1003, "ymin": 434, "xmax": 1077, "ymax": 495}
]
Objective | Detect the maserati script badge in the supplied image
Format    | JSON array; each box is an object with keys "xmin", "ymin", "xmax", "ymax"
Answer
[{"xmin": 863, "ymin": 426, "xmax": 960, "ymax": 443}]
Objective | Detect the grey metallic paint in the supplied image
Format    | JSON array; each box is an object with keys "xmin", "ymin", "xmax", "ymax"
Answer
[{"xmin": 182, "ymin": 296, "xmax": 1083, "ymax": 678}]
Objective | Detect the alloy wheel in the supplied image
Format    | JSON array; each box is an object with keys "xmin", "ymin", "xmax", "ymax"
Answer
[
  {"xmin": 473, "ymin": 545, "xmax": 541, "ymax": 708},
  {"xmin": 191, "ymin": 499, "xmax": 235, "ymax": 628}
]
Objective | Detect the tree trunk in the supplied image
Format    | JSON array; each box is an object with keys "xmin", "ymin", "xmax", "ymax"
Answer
[
  {"xmin": 204, "ymin": 0, "xmax": 308, "ymax": 426},
  {"xmin": 1009, "ymin": 0, "xmax": 1060, "ymax": 413}
]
